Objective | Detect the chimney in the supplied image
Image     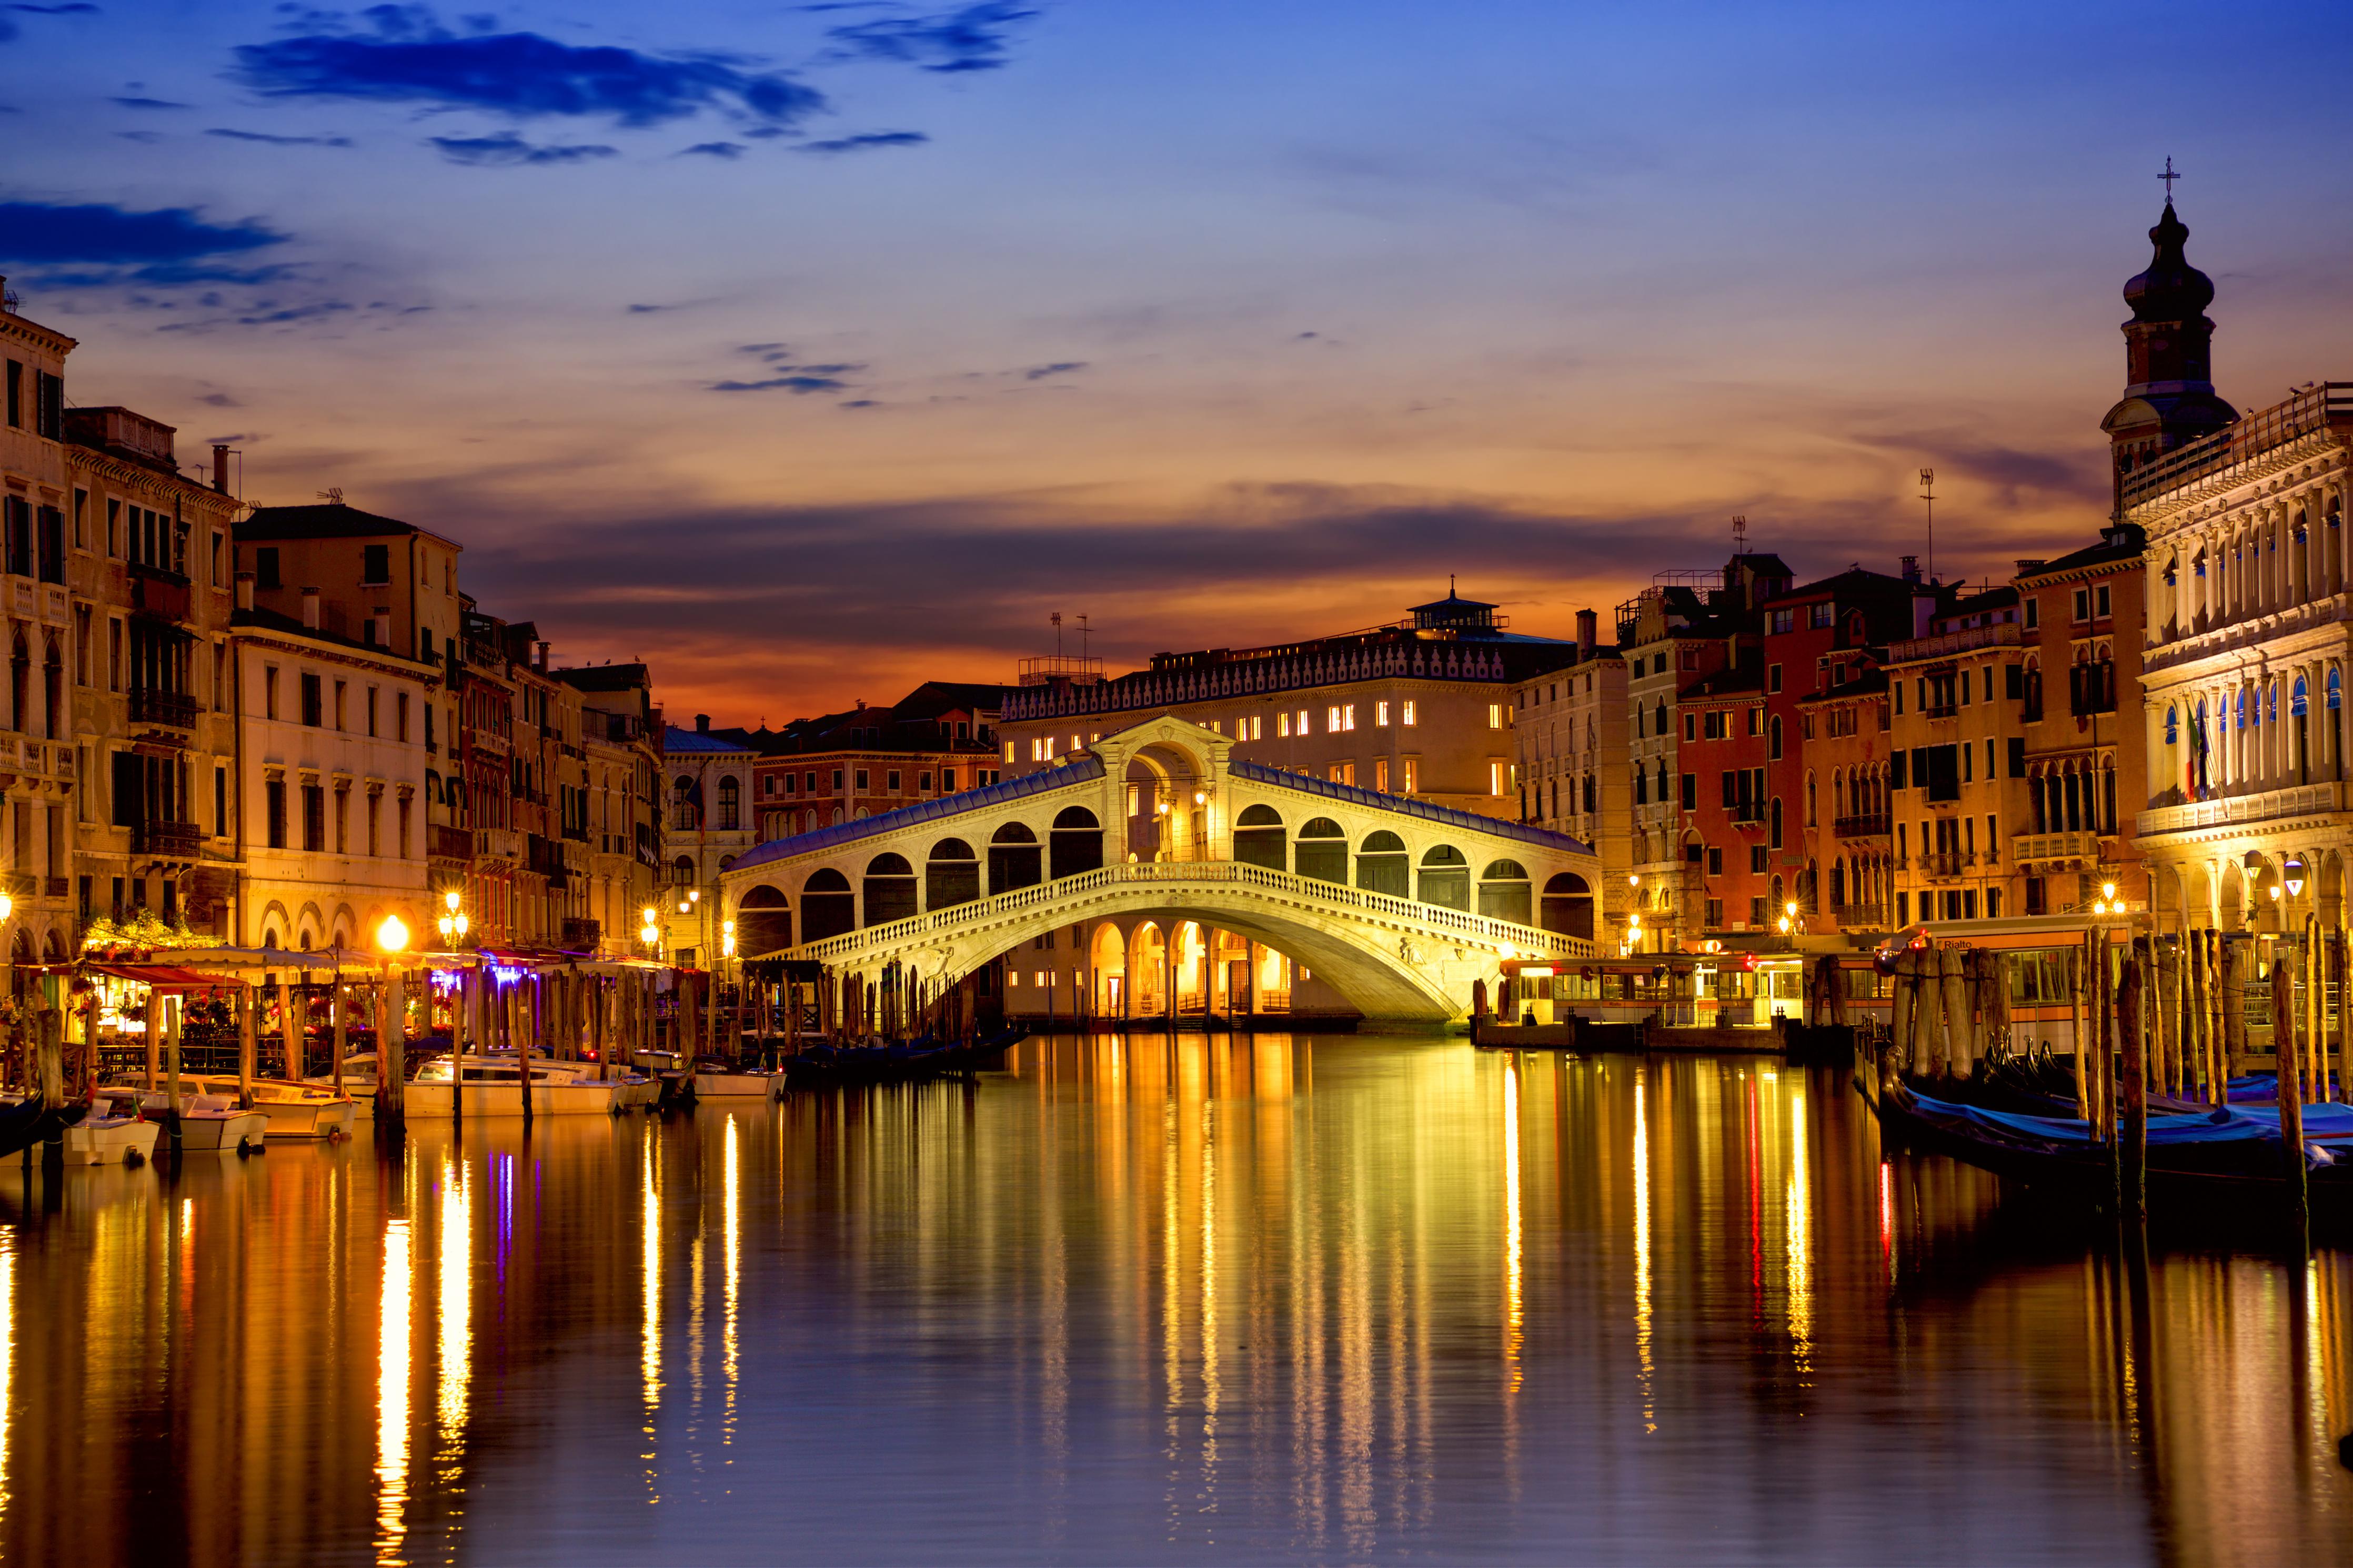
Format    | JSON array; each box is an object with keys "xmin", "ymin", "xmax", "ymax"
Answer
[
  {"xmin": 695, "ymin": 713, "xmax": 710, "ymax": 733},
  {"xmin": 2014, "ymin": 559, "xmax": 2047, "ymax": 573},
  {"xmin": 1575, "ymin": 608, "xmax": 1597, "ymax": 655},
  {"xmin": 300, "ymin": 586, "xmax": 320, "ymax": 630},
  {"xmin": 1900, "ymin": 555, "xmax": 1920, "ymax": 585},
  {"xmin": 235, "ymin": 571, "xmax": 255, "ymax": 613},
  {"xmin": 211, "ymin": 444, "xmax": 230, "ymax": 496},
  {"xmin": 535, "ymin": 639, "xmax": 550, "ymax": 673}
]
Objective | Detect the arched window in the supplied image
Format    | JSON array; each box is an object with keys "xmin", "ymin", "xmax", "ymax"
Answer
[
  {"xmin": 1805, "ymin": 770, "xmax": 1817, "ymax": 827},
  {"xmin": 800, "ymin": 867, "xmax": 855, "ymax": 942},
  {"xmin": 1294, "ymin": 817, "xmax": 1346, "ymax": 884},
  {"xmin": 1477, "ymin": 859, "xmax": 1532, "ymax": 925},
  {"xmin": 2330, "ymin": 670, "xmax": 2343, "ymax": 711},
  {"xmin": 988, "ymin": 821, "xmax": 1042, "ymax": 894},
  {"xmin": 670, "ymin": 854, "xmax": 694, "ymax": 886},
  {"xmin": 2165, "ymin": 705, "xmax": 2178, "ymax": 746},
  {"xmin": 1540, "ymin": 872, "xmax": 1593, "ymax": 938},
  {"xmin": 862, "ymin": 852, "xmax": 918, "ymax": 926},
  {"xmin": 926, "ymin": 837, "xmax": 980, "ymax": 909},
  {"xmin": 1416, "ymin": 845, "xmax": 1470, "ymax": 911},
  {"xmin": 737, "ymin": 883, "xmax": 792, "ymax": 956},
  {"xmin": 1769, "ymin": 795, "xmax": 1784, "ymax": 850},
  {"xmin": 716, "ymin": 775, "xmax": 740, "ymax": 830},
  {"xmin": 672, "ymin": 775, "xmax": 700, "ymax": 831},
  {"xmin": 1049, "ymin": 805, "xmax": 1104, "ymax": 879},
  {"xmin": 1768, "ymin": 713, "xmax": 1783, "ymax": 762},
  {"xmin": 1355, "ymin": 829, "xmax": 1408, "ymax": 896},
  {"xmin": 2292, "ymin": 676, "xmax": 2309, "ymax": 717},
  {"xmin": 1234, "ymin": 803, "xmax": 1285, "ymax": 871}
]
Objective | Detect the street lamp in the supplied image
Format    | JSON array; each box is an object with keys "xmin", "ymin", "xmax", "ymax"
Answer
[
  {"xmin": 640, "ymin": 905, "xmax": 661, "ymax": 958},
  {"xmin": 2285, "ymin": 858, "xmax": 2307, "ymax": 899},
  {"xmin": 436, "ymin": 888, "xmax": 470, "ymax": 948},
  {"xmin": 377, "ymin": 915, "xmax": 410, "ymax": 956}
]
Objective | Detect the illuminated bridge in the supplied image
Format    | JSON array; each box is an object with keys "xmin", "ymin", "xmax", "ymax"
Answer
[{"xmin": 718, "ymin": 716, "xmax": 1601, "ymax": 1024}]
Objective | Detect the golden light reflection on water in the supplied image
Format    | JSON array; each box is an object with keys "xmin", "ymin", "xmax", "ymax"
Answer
[
  {"xmin": 1784, "ymin": 1088, "xmax": 1812, "ymax": 1376},
  {"xmin": 375, "ymin": 1215, "xmax": 411, "ymax": 1566},
  {"xmin": 1632, "ymin": 1072, "xmax": 1655, "ymax": 1435},
  {"xmin": 1502, "ymin": 1056, "xmax": 1522, "ymax": 1392},
  {"xmin": 435, "ymin": 1160, "xmax": 469, "ymax": 1455},
  {"xmin": 0, "ymin": 1043, "xmax": 2347, "ymax": 1563}
]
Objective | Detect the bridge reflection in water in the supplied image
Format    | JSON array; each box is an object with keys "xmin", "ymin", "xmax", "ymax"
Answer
[{"xmin": 0, "ymin": 1038, "xmax": 2344, "ymax": 1563}]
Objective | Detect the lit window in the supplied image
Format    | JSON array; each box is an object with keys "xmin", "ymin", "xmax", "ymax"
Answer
[
  {"xmin": 1402, "ymin": 758, "xmax": 1419, "ymax": 792},
  {"xmin": 1004, "ymin": 741, "xmax": 1016, "ymax": 763},
  {"xmin": 1297, "ymin": 709, "xmax": 1311, "ymax": 734},
  {"xmin": 1034, "ymin": 972, "xmax": 1048, "ymax": 988},
  {"xmin": 1328, "ymin": 704, "xmax": 1342, "ymax": 731},
  {"xmin": 1210, "ymin": 720, "xmax": 1221, "ymax": 733},
  {"xmin": 1487, "ymin": 703, "xmax": 1502, "ymax": 729},
  {"xmin": 1402, "ymin": 701, "xmax": 1417, "ymax": 726},
  {"xmin": 1278, "ymin": 711, "xmax": 1292, "ymax": 738},
  {"xmin": 1490, "ymin": 761, "xmax": 1506, "ymax": 795},
  {"xmin": 1375, "ymin": 700, "xmax": 1391, "ymax": 726},
  {"xmin": 1127, "ymin": 784, "xmax": 1140, "ymax": 816},
  {"xmin": 1070, "ymin": 734, "xmax": 1081, "ymax": 754},
  {"xmin": 1342, "ymin": 703, "xmax": 1356, "ymax": 731}
]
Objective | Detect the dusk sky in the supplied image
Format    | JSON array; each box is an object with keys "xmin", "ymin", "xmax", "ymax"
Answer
[{"xmin": 6, "ymin": 1, "xmax": 2351, "ymax": 722}]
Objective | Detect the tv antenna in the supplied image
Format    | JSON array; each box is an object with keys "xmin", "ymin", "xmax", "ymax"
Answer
[
  {"xmin": 1076, "ymin": 613, "xmax": 1090, "ymax": 662},
  {"xmin": 1731, "ymin": 514, "xmax": 1747, "ymax": 554},
  {"xmin": 1918, "ymin": 468, "xmax": 1936, "ymax": 582},
  {"xmin": 317, "ymin": 486, "xmax": 345, "ymax": 505},
  {"xmin": 1051, "ymin": 611, "xmax": 1062, "ymax": 659}
]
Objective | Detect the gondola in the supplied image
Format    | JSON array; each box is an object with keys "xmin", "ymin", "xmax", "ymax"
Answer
[
  {"xmin": 0, "ymin": 1094, "xmax": 77, "ymax": 1161},
  {"xmin": 1867, "ymin": 1080, "xmax": 2353, "ymax": 1220},
  {"xmin": 781, "ymin": 1026, "xmax": 1029, "ymax": 1088}
]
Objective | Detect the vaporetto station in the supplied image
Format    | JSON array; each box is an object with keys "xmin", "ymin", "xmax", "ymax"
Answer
[{"xmin": 718, "ymin": 716, "xmax": 1602, "ymax": 1025}]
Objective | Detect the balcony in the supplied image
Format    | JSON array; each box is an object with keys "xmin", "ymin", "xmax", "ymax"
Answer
[
  {"xmin": 1831, "ymin": 901, "xmax": 1887, "ymax": 928},
  {"xmin": 1920, "ymin": 702, "xmax": 1959, "ymax": 720},
  {"xmin": 561, "ymin": 823, "xmax": 589, "ymax": 843},
  {"xmin": 2138, "ymin": 780, "xmax": 2346, "ymax": 838},
  {"xmin": 129, "ymin": 564, "xmax": 191, "ymax": 622},
  {"xmin": 2012, "ymin": 829, "xmax": 2105, "ymax": 867},
  {"xmin": 1726, "ymin": 803, "xmax": 1765, "ymax": 825},
  {"xmin": 133, "ymin": 820, "xmax": 202, "ymax": 858},
  {"xmin": 1833, "ymin": 813, "xmax": 1891, "ymax": 839},
  {"xmin": 561, "ymin": 917, "xmax": 601, "ymax": 950},
  {"xmin": 129, "ymin": 687, "xmax": 199, "ymax": 730},
  {"xmin": 476, "ymin": 827, "xmax": 523, "ymax": 862},
  {"xmin": 1922, "ymin": 851, "xmax": 1965, "ymax": 880},
  {"xmin": 1888, "ymin": 623, "xmax": 2023, "ymax": 663},
  {"xmin": 429, "ymin": 822, "xmax": 473, "ymax": 862},
  {"xmin": 2121, "ymin": 381, "xmax": 2353, "ymax": 509}
]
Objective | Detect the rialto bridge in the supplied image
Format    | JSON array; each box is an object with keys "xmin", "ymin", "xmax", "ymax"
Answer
[{"xmin": 717, "ymin": 716, "xmax": 1602, "ymax": 1024}]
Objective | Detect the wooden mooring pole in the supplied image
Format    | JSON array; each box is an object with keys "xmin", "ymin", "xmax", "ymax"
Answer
[
  {"xmin": 2118, "ymin": 954, "xmax": 2147, "ymax": 1225},
  {"xmin": 2271, "ymin": 953, "xmax": 2308, "ymax": 1237}
]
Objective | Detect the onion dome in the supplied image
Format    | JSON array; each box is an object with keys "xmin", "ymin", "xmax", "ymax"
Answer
[{"xmin": 2123, "ymin": 203, "xmax": 2214, "ymax": 322}]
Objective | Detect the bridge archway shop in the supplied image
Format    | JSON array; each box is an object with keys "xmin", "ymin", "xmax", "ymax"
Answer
[{"xmin": 720, "ymin": 716, "xmax": 1600, "ymax": 1025}]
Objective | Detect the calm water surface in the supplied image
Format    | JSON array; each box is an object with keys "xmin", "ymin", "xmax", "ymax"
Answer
[{"xmin": 1, "ymin": 1035, "xmax": 2348, "ymax": 1565}]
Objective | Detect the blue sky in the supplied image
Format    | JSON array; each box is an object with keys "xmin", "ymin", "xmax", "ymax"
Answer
[{"xmin": 4, "ymin": 2, "xmax": 2350, "ymax": 716}]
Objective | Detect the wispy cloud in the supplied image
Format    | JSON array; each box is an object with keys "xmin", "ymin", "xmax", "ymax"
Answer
[
  {"xmin": 234, "ymin": 7, "xmax": 827, "ymax": 129},
  {"xmin": 207, "ymin": 127, "xmax": 353, "ymax": 147},
  {"xmin": 0, "ymin": 199, "xmax": 288, "ymax": 284},
  {"xmin": 709, "ymin": 375, "xmax": 852, "ymax": 394},
  {"xmin": 826, "ymin": 2, "xmax": 1038, "ymax": 74},
  {"xmin": 111, "ymin": 94, "xmax": 189, "ymax": 109},
  {"xmin": 679, "ymin": 140, "xmax": 742, "ymax": 159},
  {"xmin": 1023, "ymin": 360, "xmax": 1085, "ymax": 380},
  {"xmin": 798, "ymin": 129, "xmax": 928, "ymax": 155},
  {"xmin": 428, "ymin": 131, "xmax": 616, "ymax": 166}
]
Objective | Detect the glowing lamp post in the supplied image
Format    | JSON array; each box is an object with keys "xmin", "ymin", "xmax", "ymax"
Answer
[{"xmin": 436, "ymin": 888, "xmax": 470, "ymax": 948}]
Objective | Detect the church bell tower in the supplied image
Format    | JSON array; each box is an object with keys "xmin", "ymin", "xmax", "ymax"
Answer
[{"xmin": 2099, "ymin": 181, "xmax": 2238, "ymax": 519}]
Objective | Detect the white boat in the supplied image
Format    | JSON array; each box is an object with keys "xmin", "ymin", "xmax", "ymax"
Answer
[
  {"xmin": 142, "ymin": 1091, "xmax": 269, "ymax": 1152},
  {"xmin": 304, "ymin": 1057, "xmax": 391, "ymax": 1120},
  {"xmin": 63, "ymin": 1091, "xmax": 162, "ymax": 1166},
  {"xmin": 199, "ymin": 1077, "xmax": 357, "ymax": 1140},
  {"xmin": 692, "ymin": 1064, "xmax": 785, "ymax": 1099},
  {"xmin": 403, "ymin": 1054, "xmax": 631, "ymax": 1116}
]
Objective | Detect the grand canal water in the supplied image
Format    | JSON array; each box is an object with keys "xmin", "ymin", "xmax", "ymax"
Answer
[{"xmin": 0, "ymin": 1035, "xmax": 2347, "ymax": 1565}]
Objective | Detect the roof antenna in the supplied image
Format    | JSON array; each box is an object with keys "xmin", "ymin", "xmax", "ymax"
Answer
[
  {"xmin": 1076, "ymin": 612, "xmax": 1089, "ymax": 662},
  {"xmin": 1918, "ymin": 468, "xmax": 1936, "ymax": 582},
  {"xmin": 1051, "ymin": 611, "xmax": 1062, "ymax": 659},
  {"xmin": 316, "ymin": 486, "xmax": 344, "ymax": 505},
  {"xmin": 1731, "ymin": 514, "xmax": 1747, "ymax": 554}
]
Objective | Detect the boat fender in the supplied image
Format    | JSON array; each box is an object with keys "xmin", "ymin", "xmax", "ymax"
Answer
[{"xmin": 2306, "ymin": 1142, "xmax": 2336, "ymax": 1168}]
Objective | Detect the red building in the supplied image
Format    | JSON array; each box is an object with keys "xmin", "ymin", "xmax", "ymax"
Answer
[{"xmin": 1678, "ymin": 666, "xmax": 1772, "ymax": 935}]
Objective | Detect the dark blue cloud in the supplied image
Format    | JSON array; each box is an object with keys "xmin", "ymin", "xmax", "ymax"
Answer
[
  {"xmin": 428, "ymin": 131, "xmax": 616, "ymax": 166},
  {"xmin": 680, "ymin": 140, "xmax": 742, "ymax": 159},
  {"xmin": 0, "ymin": 200, "xmax": 287, "ymax": 283},
  {"xmin": 1023, "ymin": 360, "xmax": 1085, "ymax": 380},
  {"xmin": 826, "ymin": 3, "xmax": 1037, "ymax": 74},
  {"xmin": 234, "ymin": 8, "xmax": 827, "ymax": 128},
  {"xmin": 207, "ymin": 127, "xmax": 354, "ymax": 147},
  {"xmin": 112, "ymin": 95, "xmax": 190, "ymax": 109},
  {"xmin": 710, "ymin": 375, "xmax": 850, "ymax": 394},
  {"xmin": 799, "ymin": 129, "xmax": 928, "ymax": 154},
  {"xmin": 9, "ymin": 4, "xmax": 104, "ymax": 12}
]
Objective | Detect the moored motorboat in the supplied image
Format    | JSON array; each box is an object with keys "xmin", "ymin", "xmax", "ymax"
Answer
[
  {"xmin": 199, "ymin": 1077, "xmax": 357, "ymax": 1139},
  {"xmin": 63, "ymin": 1090, "xmax": 160, "ymax": 1166},
  {"xmin": 403, "ymin": 1054, "xmax": 631, "ymax": 1116},
  {"xmin": 303, "ymin": 1058, "xmax": 383, "ymax": 1120},
  {"xmin": 142, "ymin": 1091, "xmax": 269, "ymax": 1153},
  {"xmin": 690, "ymin": 1059, "xmax": 785, "ymax": 1099}
]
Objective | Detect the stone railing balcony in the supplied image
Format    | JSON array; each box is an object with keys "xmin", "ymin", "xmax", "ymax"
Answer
[
  {"xmin": 2138, "ymin": 780, "xmax": 2346, "ymax": 838},
  {"xmin": 1831, "ymin": 901, "xmax": 1886, "ymax": 928},
  {"xmin": 1833, "ymin": 813, "xmax": 1890, "ymax": 839},
  {"xmin": 2012, "ymin": 829, "xmax": 2106, "ymax": 867}
]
